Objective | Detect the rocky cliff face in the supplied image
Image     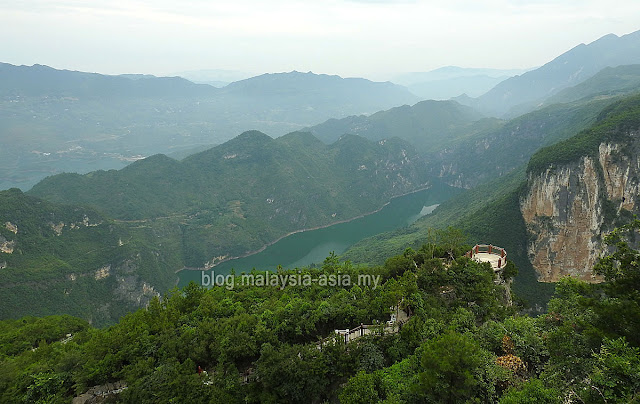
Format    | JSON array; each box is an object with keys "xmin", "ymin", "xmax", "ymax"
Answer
[{"xmin": 521, "ymin": 138, "xmax": 640, "ymax": 282}]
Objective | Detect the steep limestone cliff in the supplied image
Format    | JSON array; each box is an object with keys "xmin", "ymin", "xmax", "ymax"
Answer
[{"xmin": 521, "ymin": 138, "xmax": 640, "ymax": 282}]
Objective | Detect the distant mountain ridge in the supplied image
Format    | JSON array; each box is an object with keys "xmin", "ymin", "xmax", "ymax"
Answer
[
  {"xmin": 306, "ymin": 100, "xmax": 500, "ymax": 153},
  {"xmin": 0, "ymin": 64, "xmax": 419, "ymax": 191},
  {"xmin": 393, "ymin": 66, "xmax": 529, "ymax": 85},
  {"xmin": 0, "ymin": 62, "xmax": 217, "ymax": 98},
  {"xmin": 222, "ymin": 70, "xmax": 415, "ymax": 97},
  {"xmin": 394, "ymin": 66, "xmax": 530, "ymax": 100},
  {"xmin": 543, "ymin": 64, "xmax": 640, "ymax": 105},
  {"xmin": 460, "ymin": 30, "xmax": 640, "ymax": 117}
]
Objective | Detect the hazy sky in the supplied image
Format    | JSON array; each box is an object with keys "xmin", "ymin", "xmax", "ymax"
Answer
[{"xmin": 1, "ymin": 0, "xmax": 639, "ymax": 80}]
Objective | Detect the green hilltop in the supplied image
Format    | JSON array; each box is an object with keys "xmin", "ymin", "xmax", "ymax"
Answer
[{"xmin": 29, "ymin": 131, "xmax": 431, "ymax": 265}]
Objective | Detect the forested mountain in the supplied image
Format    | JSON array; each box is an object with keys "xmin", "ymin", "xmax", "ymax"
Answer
[
  {"xmin": 3, "ymin": 2, "xmax": 640, "ymax": 400},
  {"xmin": 0, "ymin": 189, "xmax": 177, "ymax": 326},
  {"xmin": 0, "ymin": 65, "xmax": 418, "ymax": 191},
  {"xmin": 307, "ymin": 100, "xmax": 500, "ymax": 152},
  {"xmin": 2, "ymin": 130, "xmax": 432, "ymax": 324},
  {"xmin": 2, "ymin": 221, "xmax": 640, "ymax": 403},
  {"xmin": 29, "ymin": 130, "xmax": 427, "ymax": 225},
  {"xmin": 426, "ymin": 97, "xmax": 612, "ymax": 188},
  {"xmin": 28, "ymin": 130, "xmax": 428, "ymax": 263},
  {"xmin": 343, "ymin": 92, "xmax": 640, "ymax": 307},
  {"xmin": 306, "ymin": 90, "xmax": 627, "ymax": 187},
  {"xmin": 9, "ymin": 76, "xmax": 638, "ymax": 325},
  {"xmin": 459, "ymin": 30, "xmax": 640, "ymax": 117}
]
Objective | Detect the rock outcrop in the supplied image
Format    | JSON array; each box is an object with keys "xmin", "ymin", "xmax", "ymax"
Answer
[
  {"xmin": 0, "ymin": 235, "xmax": 15, "ymax": 254},
  {"xmin": 521, "ymin": 138, "xmax": 640, "ymax": 282},
  {"xmin": 72, "ymin": 381, "xmax": 127, "ymax": 404}
]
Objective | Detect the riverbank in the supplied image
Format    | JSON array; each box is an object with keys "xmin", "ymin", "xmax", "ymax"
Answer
[
  {"xmin": 176, "ymin": 183, "xmax": 463, "ymax": 289},
  {"xmin": 177, "ymin": 184, "xmax": 435, "ymax": 273}
]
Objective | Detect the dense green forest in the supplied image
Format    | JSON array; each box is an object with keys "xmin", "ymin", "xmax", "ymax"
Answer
[
  {"xmin": 527, "ymin": 93, "xmax": 640, "ymax": 175},
  {"xmin": 28, "ymin": 131, "xmax": 431, "ymax": 264},
  {"xmin": 0, "ymin": 188, "xmax": 179, "ymax": 326},
  {"xmin": 1, "ymin": 222, "xmax": 639, "ymax": 403}
]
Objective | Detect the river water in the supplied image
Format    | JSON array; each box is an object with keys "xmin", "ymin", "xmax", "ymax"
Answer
[{"xmin": 177, "ymin": 184, "xmax": 459, "ymax": 287}]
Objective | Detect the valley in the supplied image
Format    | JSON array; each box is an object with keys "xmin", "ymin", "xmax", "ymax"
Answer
[
  {"xmin": 177, "ymin": 185, "xmax": 457, "ymax": 287},
  {"xmin": 2, "ymin": 18, "xmax": 640, "ymax": 403}
]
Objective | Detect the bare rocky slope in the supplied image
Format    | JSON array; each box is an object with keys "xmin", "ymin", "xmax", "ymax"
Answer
[{"xmin": 521, "ymin": 95, "xmax": 640, "ymax": 281}]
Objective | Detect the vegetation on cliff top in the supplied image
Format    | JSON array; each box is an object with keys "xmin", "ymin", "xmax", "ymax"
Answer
[
  {"xmin": 2, "ymin": 223, "xmax": 640, "ymax": 403},
  {"xmin": 527, "ymin": 92, "xmax": 640, "ymax": 175}
]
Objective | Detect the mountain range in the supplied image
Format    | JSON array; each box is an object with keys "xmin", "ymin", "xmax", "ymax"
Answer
[
  {"xmin": 0, "ymin": 65, "xmax": 418, "ymax": 191},
  {"xmin": 4, "ymin": 30, "xmax": 640, "ymax": 325},
  {"xmin": 458, "ymin": 30, "xmax": 640, "ymax": 117},
  {"xmin": 306, "ymin": 99, "xmax": 500, "ymax": 153},
  {"xmin": 393, "ymin": 66, "xmax": 530, "ymax": 99},
  {"xmin": 0, "ymin": 131, "xmax": 431, "ymax": 324},
  {"xmin": 342, "ymin": 91, "xmax": 640, "ymax": 306}
]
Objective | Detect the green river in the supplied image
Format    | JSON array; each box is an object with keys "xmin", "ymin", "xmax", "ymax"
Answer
[{"xmin": 177, "ymin": 184, "xmax": 460, "ymax": 287}]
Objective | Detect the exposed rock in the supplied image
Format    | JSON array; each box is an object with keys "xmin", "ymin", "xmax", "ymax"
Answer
[
  {"xmin": 0, "ymin": 261, "xmax": 6, "ymax": 269},
  {"xmin": 70, "ymin": 215, "xmax": 101, "ymax": 229},
  {"xmin": 0, "ymin": 235, "xmax": 16, "ymax": 254},
  {"xmin": 114, "ymin": 272, "xmax": 160, "ymax": 306},
  {"xmin": 598, "ymin": 142, "xmax": 639, "ymax": 211},
  {"xmin": 521, "ymin": 138, "xmax": 640, "ymax": 282},
  {"xmin": 72, "ymin": 381, "xmax": 127, "ymax": 404},
  {"xmin": 50, "ymin": 221, "xmax": 65, "ymax": 235},
  {"xmin": 4, "ymin": 221, "xmax": 17, "ymax": 234},
  {"xmin": 94, "ymin": 265, "xmax": 111, "ymax": 280},
  {"xmin": 204, "ymin": 255, "xmax": 229, "ymax": 269}
]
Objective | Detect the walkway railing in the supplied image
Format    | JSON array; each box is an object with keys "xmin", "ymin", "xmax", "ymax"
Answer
[
  {"xmin": 465, "ymin": 244, "xmax": 507, "ymax": 270},
  {"xmin": 317, "ymin": 308, "xmax": 410, "ymax": 347}
]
